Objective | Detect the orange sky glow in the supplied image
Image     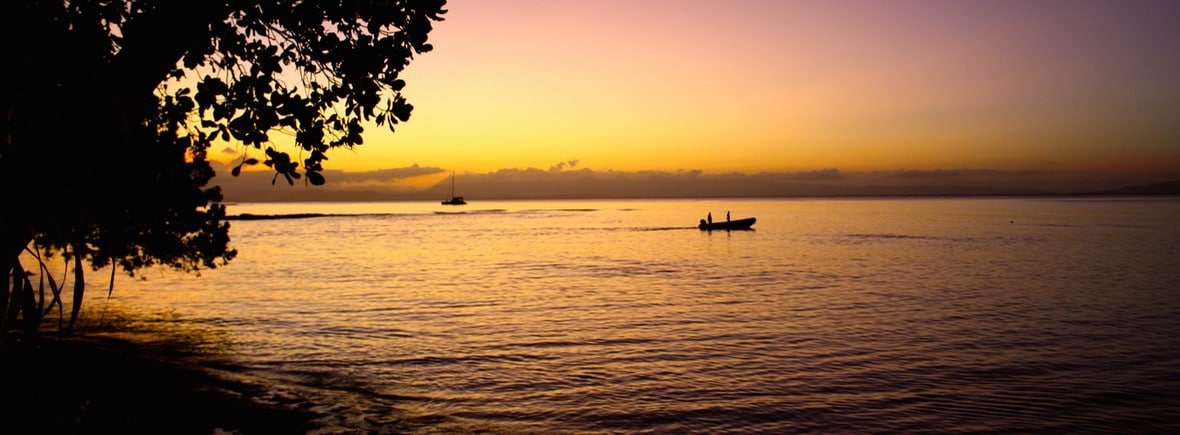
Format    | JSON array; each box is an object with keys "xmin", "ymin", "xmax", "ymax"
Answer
[{"xmin": 213, "ymin": 0, "xmax": 1180, "ymax": 195}]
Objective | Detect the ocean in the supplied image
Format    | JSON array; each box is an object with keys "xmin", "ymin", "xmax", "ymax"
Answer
[{"xmin": 60, "ymin": 197, "xmax": 1180, "ymax": 433}]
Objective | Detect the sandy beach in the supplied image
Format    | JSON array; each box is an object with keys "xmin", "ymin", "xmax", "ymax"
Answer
[{"xmin": 3, "ymin": 334, "xmax": 319, "ymax": 434}]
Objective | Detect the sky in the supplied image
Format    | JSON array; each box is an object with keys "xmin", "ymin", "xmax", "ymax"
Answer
[{"xmin": 214, "ymin": 0, "xmax": 1180, "ymax": 200}]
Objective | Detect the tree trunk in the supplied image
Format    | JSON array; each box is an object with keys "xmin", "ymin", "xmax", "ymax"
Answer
[
  {"xmin": 1, "ymin": 226, "xmax": 33, "ymax": 341},
  {"xmin": 66, "ymin": 245, "xmax": 85, "ymax": 333}
]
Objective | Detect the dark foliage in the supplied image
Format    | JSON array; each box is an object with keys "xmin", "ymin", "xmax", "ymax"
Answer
[{"xmin": 0, "ymin": 0, "xmax": 446, "ymax": 338}]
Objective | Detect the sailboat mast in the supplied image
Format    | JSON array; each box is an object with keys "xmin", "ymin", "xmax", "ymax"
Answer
[{"xmin": 441, "ymin": 170, "xmax": 466, "ymax": 205}]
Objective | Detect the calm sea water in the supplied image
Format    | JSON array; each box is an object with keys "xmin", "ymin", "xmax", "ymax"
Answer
[{"xmin": 62, "ymin": 197, "xmax": 1180, "ymax": 433}]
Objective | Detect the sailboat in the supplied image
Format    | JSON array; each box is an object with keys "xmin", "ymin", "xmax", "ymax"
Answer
[{"xmin": 441, "ymin": 171, "xmax": 466, "ymax": 205}]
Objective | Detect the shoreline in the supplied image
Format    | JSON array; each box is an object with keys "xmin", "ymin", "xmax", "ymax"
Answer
[{"xmin": 2, "ymin": 334, "xmax": 320, "ymax": 434}]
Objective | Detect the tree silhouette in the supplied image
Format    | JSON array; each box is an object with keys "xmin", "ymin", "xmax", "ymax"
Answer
[{"xmin": 0, "ymin": 0, "xmax": 447, "ymax": 338}]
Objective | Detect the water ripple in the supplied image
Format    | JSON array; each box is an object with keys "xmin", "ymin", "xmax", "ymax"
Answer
[{"xmin": 90, "ymin": 198, "xmax": 1180, "ymax": 433}]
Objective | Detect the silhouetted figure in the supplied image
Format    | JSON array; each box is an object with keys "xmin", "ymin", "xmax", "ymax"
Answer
[
  {"xmin": 700, "ymin": 218, "xmax": 707, "ymax": 227},
  {"xmin": 707, "ymin": 212, "xmax": 713, "ymax": 224},
  {"xmin": 726, "ymin": 211, "xmax": 730, "ymax": 222}
]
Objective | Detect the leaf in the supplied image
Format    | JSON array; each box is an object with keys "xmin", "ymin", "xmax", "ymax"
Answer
[{"xmin": 308, "ymin": 171, "xmax": 325, "ymax": 186}]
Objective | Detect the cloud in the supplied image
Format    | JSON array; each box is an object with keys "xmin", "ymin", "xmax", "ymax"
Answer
[
  {"xmin": 783, "ymin": 168, "xmax": 844, "ymax": 180},
  {"xmin": 548, "ymin": 159, "xmax": 581, "ymax": 172},
  {"xmin": 210, "ymin": 163, "xmax": 1175, "ymax": 203},
  {"xmin": 211, "ymin": 162, "xmax": 448, "ymax": 202},
  {"xmin": 885, "ymin": 169, "xmax": 1042, "ymax": 179},
  {"xmin": 327, "ymin": 164, "xmax": 444, "ymax": 185},
  {"xmin": 424, "ymin": 166, "xmax": 1051, "ymax": 199}
]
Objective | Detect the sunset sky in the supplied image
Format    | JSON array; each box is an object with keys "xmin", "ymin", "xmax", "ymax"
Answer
[{"xmin": 217, "ymin": 0, "xmax": 1180, "ymax": 199}]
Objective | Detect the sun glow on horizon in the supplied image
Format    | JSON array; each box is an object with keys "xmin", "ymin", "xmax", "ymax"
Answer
[{"xmin": 213, "ymin": 0, "xmax": 1180, "ymax": 188}]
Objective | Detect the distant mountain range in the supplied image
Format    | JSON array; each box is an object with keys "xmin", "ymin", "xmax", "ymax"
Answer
[{"xmin": 213, "ymin": 166, "xmax": 1180, "ymax": 203}]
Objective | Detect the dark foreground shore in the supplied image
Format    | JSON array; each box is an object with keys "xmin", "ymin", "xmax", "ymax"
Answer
[{"xmin": 2, "ymin": 334, "xmax": 319, "ymax": 434}]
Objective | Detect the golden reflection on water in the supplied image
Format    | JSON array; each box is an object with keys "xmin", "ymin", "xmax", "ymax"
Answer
[{"xmin": 22, "ymin": 198, "xmax": 1180, "ymax": 433}]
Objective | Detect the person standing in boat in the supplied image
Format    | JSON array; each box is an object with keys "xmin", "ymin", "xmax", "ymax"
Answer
[
  {"xmin": 726, "ymin": 211, "xmax": 730, "ymax": 222},
  {"xmin": 707, "ymin": 212, "xmax": 712, "ymax": 224}
]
